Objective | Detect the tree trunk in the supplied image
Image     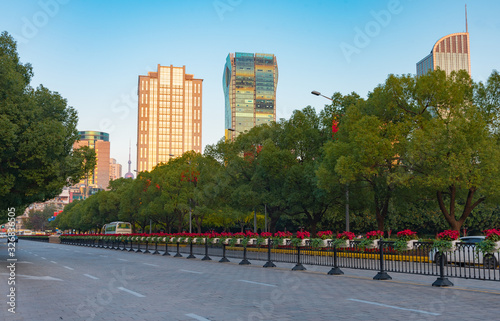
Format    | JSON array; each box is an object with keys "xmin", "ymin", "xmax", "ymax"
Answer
[{"xmin": 437, "ymin": 187, "xmax": 486, "ymax": 231}]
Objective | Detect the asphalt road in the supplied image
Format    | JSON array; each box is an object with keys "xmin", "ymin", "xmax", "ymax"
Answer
[{"xmin": 1, "ymin": 239, "xmax": 500, "ymax": 321}]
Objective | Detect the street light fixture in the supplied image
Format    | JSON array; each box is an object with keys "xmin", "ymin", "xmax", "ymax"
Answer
[{"xmin": 311, "ymin": 90, "xmax": 350, "ymax": 232}]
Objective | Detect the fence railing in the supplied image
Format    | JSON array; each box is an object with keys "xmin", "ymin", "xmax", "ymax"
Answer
[{"xmin": 29, "ymin": 237, "xmax": 500, "ymax": 286}]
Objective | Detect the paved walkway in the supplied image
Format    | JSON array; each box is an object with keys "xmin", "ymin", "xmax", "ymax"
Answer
[{"xmin": 1, "ymin": 240, "xmax": 499, "ymax": 320}]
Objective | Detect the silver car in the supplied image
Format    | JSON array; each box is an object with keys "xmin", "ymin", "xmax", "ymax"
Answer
[{"xmin": 430, "ymin": 236, "xmax": 499, "ymax": 268}]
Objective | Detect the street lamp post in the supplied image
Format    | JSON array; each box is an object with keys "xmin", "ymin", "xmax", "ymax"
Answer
[{"xmin": 311, "ymin": 90, "xmax": 350, "ymax": 232}]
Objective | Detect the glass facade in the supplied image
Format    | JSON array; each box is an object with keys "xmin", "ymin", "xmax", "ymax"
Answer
[
  {"xmin": 416, "ymin": 32, "xmax": 470, "ymax": 76},
  {"xmin": 137, "ymin": 65, "xmax": 202, "ymax": 172},
  {"xmin": 223, "ymin": 52, "xmax": 278, "ymax": 140}
]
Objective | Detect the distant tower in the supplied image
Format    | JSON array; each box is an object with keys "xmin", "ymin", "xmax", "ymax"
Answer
[
  {"xmin": 416, "ymin": 6, "xmax": 471, "ymax": 76},
  {"xmin": 124, "ymin": 143, "xmax": 134, "ymax": 179}
]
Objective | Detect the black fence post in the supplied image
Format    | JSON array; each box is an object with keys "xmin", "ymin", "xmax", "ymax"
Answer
[
  {"xmin": 292, "ymin": 246, "xmax": 306, "ymax": 271},
  {"xmin": 152, "ymin": 241, "xmax": 160, "ymax": 255},
  {"xmin": 144, "ymin": 241, "xmax": 151, "ymax": 254},
  {"xmin": 328, "ymin": 244, "xmax": 344, "ymax": 275},
  {"xmin": 219, "ymin": 243, "xmax": 230, "ymax": 262},
  {"xmin": 174, "ymin": 242, "xmax": 182, "ymax": 257},
  {"xmin": 163, "ymin": 241, "xmax": 170, "ymax": 256},
  {"xmin": 121, "ymin": 240, "xmax": 127, "ymax": 251},
  {"xmin": 263, "ymin": 238, "xmax": 276, "ymax": 268},
  {"xmin": 432, "ymin": 252, "xmax": 454, "ymax": 287},
  {"xmin": 136, "ymin": 239, "xmax": 142, "ymax": 253},
  {"xmin": 128, "ymin": 240, "xmax": 135, "ymax": 252},
  {"xmin": 202, "ymin": 238, "xmax": 211, "ymax": 260},
  {"xmin": 187, "ymin": 241, "xmax": 196, "ymax": 259},
  {"xmin": 239, "ymin": 245, "xmax": 251, "ymax": 265},
  {"xmin": 373, "ymin": 240, "xmax": 392, "ymax": 280},
  {"xmin": 115, "ymin": 240, "xmax": 121, "ymax": 250}
]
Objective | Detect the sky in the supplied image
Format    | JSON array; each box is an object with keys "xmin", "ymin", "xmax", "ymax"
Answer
[{"xmin": 1, "ymin": 0, "xmax": 499, "ymax": 174}]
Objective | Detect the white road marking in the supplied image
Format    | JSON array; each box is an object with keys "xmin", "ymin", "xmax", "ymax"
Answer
[
  {"xmin": 180, "ymin": 269, "xmax": 203, "ymax": 274},
  {"xmin": 83, "ymin": 274, "xmax": 99, "ymax": 280},
  {"xmin": 117, "ymin": 287, "xmax": 145, "ymax": 297},
  {"xmin": 15, "ymin": 261, "xmax": 33, "ymax": 264},
  {"xmin": 50, "ymin": 261, "xmax": 57, "ymax": 264},
  {"xmin": 41, "ymin": 257, "xmax": 46, "ymax": 260},
  {"xmin": 99, "ymin": 255, "xmax": 108, "ymax": 257},
  {"xmin": 117, "ymin": 258, "xmax": 129, "ymax": 262},
  {"xmin": 186, "ymin": 313, "xmax": 211, "ymax": 321},
  {"xmin": 0, "ymin": 273, "xmax": 62, "ymax": 281},
  {"xmin": 142, "ymin": 263, "xmax": 159, "ymax": 267},
  {"xmin": 347, "ymin": 299, "xmax": 440, "ymax": 316},
  {"xmin": 63, "ymin": 266, "xmax": 74, "ymax": 270},
  {"xmin": 238, "ymin": 280, "xmax": 277, "ymax": 287},
  {"xmin": 34, "ymin": 254, "xmax": 38, "ymax": 256}
]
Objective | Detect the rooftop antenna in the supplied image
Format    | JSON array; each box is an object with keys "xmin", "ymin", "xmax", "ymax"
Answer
[{"xmin": 465, "ymin": 4, "xmax": 468, "ymax": 33}]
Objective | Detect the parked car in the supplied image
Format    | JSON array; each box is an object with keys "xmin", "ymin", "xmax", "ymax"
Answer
[
  {"xmin": 7, "ymin": 235, "xmax": 18, "ymax": 243},
  {"xmin": 430, "ymin": 236, "xmax": 499, "ymax": 268}
]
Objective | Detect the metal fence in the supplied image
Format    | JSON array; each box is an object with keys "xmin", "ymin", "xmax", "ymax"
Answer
[{"xmin": 47, "ymin": 237, "xmax": 500, "ymax": 286}]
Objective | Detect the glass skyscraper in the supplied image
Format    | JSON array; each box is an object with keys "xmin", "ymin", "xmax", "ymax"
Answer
[{"xmin": 223, "ymin": 52, "xmax": 278, "ymax": 140}]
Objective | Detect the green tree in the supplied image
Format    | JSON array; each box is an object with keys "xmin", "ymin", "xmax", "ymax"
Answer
[
  {"xmin": 0, "ymin": 32, "xmax": 90, "ymax": 222},
  {"xmin": 399, "ymin": 70, "xmax": 500, "ymax": 230},
  {"xmin": 25, "ymin": 205, "xmax": 56, "ymax": 231}
]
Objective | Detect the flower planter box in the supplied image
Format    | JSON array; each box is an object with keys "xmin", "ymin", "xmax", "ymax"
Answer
[
  {"xmin": 261, "ymin": 239, "xmax": 269, "ymax": 246},
  {"xmin": 281, "ymin": 238, "xmax": 291, "ymax": 246},
  {"xmin": 494, "ymin": 241, "xmax": 500, "ymax": 251},
  {"xmin": 406, "ymin": 239, "xmax": 418, "ymax": 250},
  {"xmin": 300, "ymin": 239, "xmax": 310, "ymax": 246},
  {"xmin": 222, "ymin": 238, "xmax": 231, "ymax": 245},
  {"xmin": 320, "ymin": 239, "xmax": 332, "ymax": 247},
  {"xmin": 367, "ymin": 239, "xmax": 380, "ymax": 249},
  {"xmin": 247, "ymin": 238, "xmax": 257, "ymax": 246},
  {"xmin": 211, "ymin": 238, "xmax": 220, "ymax": 244}
]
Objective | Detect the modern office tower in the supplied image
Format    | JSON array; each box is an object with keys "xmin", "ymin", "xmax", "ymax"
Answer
[
  {"xmin": 109, "ymin": 158, "xmax": 122, "ymax": 181},
  {"xmin": 73, "ymin": 131, "xmax": 110, "ymax": 190},
  {"xmin": 416, "ymin": 13, "xmax": 470, "ymax": 76},
  {"xmin": 223, "ymin": 52, "xmax": 278, "ymax": 140},
  {"xmin": 137, "ymin": 65, "xmax": 203, "ymax": 172}
]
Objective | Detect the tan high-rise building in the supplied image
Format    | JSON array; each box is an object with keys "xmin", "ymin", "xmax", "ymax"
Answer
[
  {"xmin": 73, "ymin": 131, "xmax": 110, "ymax": 190},
  {"xmin": 137, "ymin": 65, "xmax": 203, "ymax": 172},
  {"xmin": 109, "ymin": 158, "xmax": 122, "ymax": 181}
]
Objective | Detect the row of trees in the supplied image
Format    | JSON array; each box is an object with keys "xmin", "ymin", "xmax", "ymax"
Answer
[
  {"xmin": 0, "ymin": 32, "xmax": 95, "ymax": 223},
  {"xmin": 56, "ymin": 68, "xmax": 500, "ymax": 235}
]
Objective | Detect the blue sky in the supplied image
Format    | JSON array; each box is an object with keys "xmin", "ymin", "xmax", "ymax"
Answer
[{"xmin": 1, "ymin": 0, "xmax": 499, "ymax": 173}]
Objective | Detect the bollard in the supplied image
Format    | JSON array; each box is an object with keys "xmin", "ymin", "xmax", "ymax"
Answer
[
  {"xmin": 219, "ymin": 243, "xmax": 230, "ymax": 262},
  {"xmin": 144, "ymin": 241, "xmax": 151, "ymax": 254},
  {"xmin": 239, "ymin": 246, "xmax": 251, "ymax": 265},
  {"xmin": 201, "ymin": 238, "xmax": 211, "ymax": 261},
  {"xmin": 152, "ymin": 241, "xmax": 160, "ymax": 255},
  {"xmin": 327, "ymin": 244, "xmax": 344, "ymax": 275},
  {"xmin": 292, "ymin": 246, "xmax": 306, "ymax": 271},
  {"xmin": 373, "ymin": 240, "xmax": 392, "ymax": 280},
  {"xmin": 432, "ymin": 252, "xmax": 453, "ymax": 287},
  {"xmin": 187, "ymin": 242, "xmax": 196, "ymax": 259},
  {"xmin": 163, "ymin": 241, "xmax": 170, "ymax": 256},
  {"xmin": 174, "ymin": 242, "xmax": 182, "ymax": 257},
  {"xmin": 263, "ymin": 238, "xmax": 276, "ymax": 268}
]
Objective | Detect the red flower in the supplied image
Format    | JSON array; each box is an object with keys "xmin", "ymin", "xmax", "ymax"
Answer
[
  {"xmin": 366, "ymin": 230, "xmax": 384, "ymax": 240},
  {"xmin": 436, "ymin": 230, "xmax": 460, "ymax": 241},
  {"xmin": 337, "ymin": 231, "xmax": 355, "ymax": 240}
]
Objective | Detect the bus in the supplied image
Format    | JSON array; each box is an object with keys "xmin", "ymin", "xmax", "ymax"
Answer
[{"xmin": 102, "ymin": 222, "xmax": 132, "ymax": 234}]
